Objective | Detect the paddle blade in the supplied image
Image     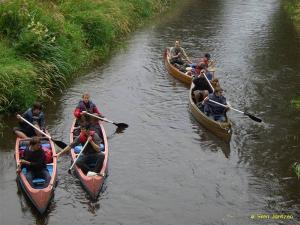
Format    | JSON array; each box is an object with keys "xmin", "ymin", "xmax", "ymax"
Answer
[
  {"xmin": 115, "ymin": 122, "xmax": 129, "ymax": 128},
  {"xmin": 53, "ymin": 140, "xmax": 67, "ymax": 149},
  {"xmin": 244, "ymin": 112, "xmax": 262, "ymax": 123}
]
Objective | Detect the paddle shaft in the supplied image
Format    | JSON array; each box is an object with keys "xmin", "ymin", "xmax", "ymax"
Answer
[
  {"xmin": 69, "ymin": 139, "xmax": 90, "ymax": 171},
  {"xmin": 83, "ymin": 112, "xmax": 115, "ymax": 124},
  {"xmin": 203, "ymin": 73, "xmax": 214, "ymax": 92},
  {"xmin": 18, "ymin": 115, "xmax": 51, "ymax": 139},
  {"xmin": 208, "ymin": 99, "xmax": 243, "ymax": 114}
]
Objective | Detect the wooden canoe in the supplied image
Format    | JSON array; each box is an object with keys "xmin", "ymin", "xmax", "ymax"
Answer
[
  {"xmin": 69, "ymin": 119, "xmax": 108, "ymax": 200},
  {"xmin": 189, "ymin": 83, "xmax": 232, "ymax": 142},
  {"xmin": 163, "ymin": 48, "xmax": 193, "ymax": 85},
  {"xmin": 15, "ymin": 136, "xmax": 57, "ymax": 214}
]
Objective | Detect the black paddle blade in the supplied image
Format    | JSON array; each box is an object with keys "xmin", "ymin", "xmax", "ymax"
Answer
[
  {"xmin": 115, "ymin": 122, "xmax": 129, "ymax": 128},
  {"xmin": 244, "ymin": 112, "xmax": 262, "ymax": 123},
  {"xmin": 53, "ymin": 140, "xmax": 68, "ymax": 149}
]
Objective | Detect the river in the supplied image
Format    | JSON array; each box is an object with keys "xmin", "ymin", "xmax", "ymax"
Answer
[{"xmin": 1, "ymin": 0, "xmax": 300, "ymax": 224}]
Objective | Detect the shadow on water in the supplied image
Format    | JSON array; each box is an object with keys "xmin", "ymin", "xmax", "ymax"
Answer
[{"xmin": 189, "ymin": 113, "xmax": 231, "ymax": 158}]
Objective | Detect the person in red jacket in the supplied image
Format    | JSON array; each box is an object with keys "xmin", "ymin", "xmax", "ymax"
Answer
[{"xmin": 74, "ymin": 93, "xmax": 104, "ymax": 135}]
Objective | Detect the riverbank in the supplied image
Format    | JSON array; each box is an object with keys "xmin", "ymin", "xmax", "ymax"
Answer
[
  {"xmin": 0, "ymin": 0, "xmax": 174, "ymax": 114},
  {"xmin": 283, "ymin": 0, "xmax": 300, "ymax": 110}
]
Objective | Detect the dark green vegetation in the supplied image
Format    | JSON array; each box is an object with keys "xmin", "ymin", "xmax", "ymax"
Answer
[
  {"xmin": 283, "ymin": 0, "xmax": 300, "ymax": 23},
  {"xmin": 291, "ymin": 99, "xmax": 300, "ymax": 110},
  {"xmin": 0, "ymin": 0, "xmax": 173, "ymax": 113}
]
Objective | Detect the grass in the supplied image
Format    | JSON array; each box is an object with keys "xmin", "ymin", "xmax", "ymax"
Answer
[
  {"xmin": 291, "ymin": 98, "xmax": 300, "ymax": 110},
  {"xmin": 0, "ymin": 0, "xmax": 173, "ymax": 114},
  {"xmin": 293, "ymin": 162, "xmax": 300, "ymax": 179}
]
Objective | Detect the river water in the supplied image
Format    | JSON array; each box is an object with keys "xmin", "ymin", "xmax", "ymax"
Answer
[{"xmin": 1, "ymin": 0, "xmax": 300, "ymax": 224}]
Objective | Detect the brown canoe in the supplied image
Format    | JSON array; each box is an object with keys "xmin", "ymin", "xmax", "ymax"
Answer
[
  {"xmin": 163, "ymin": 48, "xmax": 193, "ymax": 85},
  {"xmin": 189, "ymin": 83, "xmax": 232, "ymax": 142}
]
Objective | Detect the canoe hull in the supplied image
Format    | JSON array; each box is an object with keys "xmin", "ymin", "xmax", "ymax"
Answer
[
  {"xmin": 70, "ymin": 119, "xmax": 108, "ymax": 200},
  {"xmin": 189, "ymin": 84, "xmax": 232, "ymax": 142},
  {"xmin": 163, "ymin": 48, "xmax": 192, "ymax": 85},
  {"xmin": 15, "ymin": 136, "xmax": 57, "ymax": 214}
]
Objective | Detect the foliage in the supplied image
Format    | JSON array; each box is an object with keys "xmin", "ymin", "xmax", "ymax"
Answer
[
  {"xmin": 291, "ymin": 99, "xmax": 300, "ymax": 109},
  {"xmin": 293, "ymin": 162, "xmax": 300, "ymax": 179},
  {"xmin": 0, "ymin": 0, "xmax": 173, "ymax": 113}
]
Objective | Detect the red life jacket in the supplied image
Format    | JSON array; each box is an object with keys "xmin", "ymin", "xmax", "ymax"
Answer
[{"xmin": 79, "ymin": 130, "xmax": 96, "ymax": 143}]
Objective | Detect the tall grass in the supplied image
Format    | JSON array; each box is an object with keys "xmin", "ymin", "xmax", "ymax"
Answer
[
  {"xmin": 293, "ymin": 162, "xmax": 300, "ymax": 179},
  {"xmin": 0, "ymin": 0, "xmax": 173, "ymax": 113}
]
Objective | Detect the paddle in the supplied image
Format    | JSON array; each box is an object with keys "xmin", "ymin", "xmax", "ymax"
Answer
[
  {"xmin": 82, "ymin": 111, "xmax": 128, "ymax": 128},
  {"xmin": 207, "ymin": 99, "xmax": 262, "ymax": 123},
  {"xmin": 203, "ymin": 72, "xmax": 215, "ymax": 92},
  {"xmin": 68, "ymin": 139, "xmax": 90, "ymax": 173},
  {"xmin": 17, "ymin": 114, "xmax": 68, "ymax": 148}
]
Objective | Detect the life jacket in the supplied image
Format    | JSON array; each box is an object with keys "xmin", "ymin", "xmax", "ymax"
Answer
[
  {"xmin": 79, "ymin": 130, "xmax": 96, "ymax": 143},
  {"xmin": 78, "ymin": 100, "xmax": 96, "ymax": 113}
]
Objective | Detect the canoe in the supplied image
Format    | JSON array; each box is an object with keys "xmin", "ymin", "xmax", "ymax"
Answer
[
  {"xmin": 189, "ymin": 83, "xmax": 232, "ymax": 142},
  {"xmin": 15, "ymin": 135, "xmax": 57, "ymax": 214},
  {"xmin": 163, "ymin": 48, "xmax": 193, "ymax": 85},
  {"xmin": 69, "ymin": 119, "xmax": 108, "ymax": 200}
]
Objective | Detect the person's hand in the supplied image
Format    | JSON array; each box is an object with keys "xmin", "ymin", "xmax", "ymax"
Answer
[
  {"xmin": 20, "ymin": 159, "xmax": 30, "ymax": 165},
  {"xmin": 87, "ymin": 136, "xmax": 92, "ymax": 142},
  {"xmin": 203, "ymin": 97, "xmax": 209, "ymax": 102},
  {"xmin": 16, "ymin": 114, "xmax": 21, "ymax": 120},
  {"xmin": 81, "ymin": 111, "xmax": 87, "ymax": 115},
  {"xmin": 16, "ymin": 164, "xmax": 21, "ymax": 173}
]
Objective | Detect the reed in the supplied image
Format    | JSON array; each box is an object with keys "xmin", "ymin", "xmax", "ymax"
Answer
[{"xmin": 0, "ymin": 0, "xmax": 173, "ymax": 113}]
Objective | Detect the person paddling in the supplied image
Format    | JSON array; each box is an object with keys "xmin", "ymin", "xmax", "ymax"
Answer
[
  {"xmin": 13, "ymin": 102, "xmax": 46, "ymax": 139},
  {"xmin": 192, "ymin": 69, "xmax": 213, "ymax": 108},
  {"xmin": 57, "ymin": 124, "xmax": 105, "ymax": 175},
  {"xmin": 17, "ymin": 137, "xmax": 51, "ymax": 188},
  {"xmin": 203, "ymin": 87, "xmax": 229, "ymax": 122},
  {"xmin": 170, "ymin": 40, "xmax": 192, "ymax": 65},
  {"xmin": 74, "ymin": 92, "xmax": 104, "ymax": 135}
]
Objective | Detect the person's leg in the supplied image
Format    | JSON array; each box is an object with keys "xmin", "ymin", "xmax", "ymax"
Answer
[
  {"xmin": 41, "ymin": 169, "xmax": 51, "ymax": 188},
  {"xmin": 25, "ymin": 170, "xmax": 35, "ymax": 188},
  {"xmin": 32, "ymin": 122, "xmax": 42, "ymax": 137},
  {"xmin": 13, "ymin": 127, "xmax": 28, "ymax": 139},
  {"xmin": 94, "ymin": 153, "xmax": 105, "ymax": 173},
  {"xmin": 76, "ymin": 154, "xmax": 91, "ymax": 174}
]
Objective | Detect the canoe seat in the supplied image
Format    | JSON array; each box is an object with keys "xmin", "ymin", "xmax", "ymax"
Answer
[
  {"xmin": 74, "ymin": 144, "xmax": 104, "ymax": 154},
  {"xmin": 32, "ymin": 178, "xmax": 45, "ymax": 186}
]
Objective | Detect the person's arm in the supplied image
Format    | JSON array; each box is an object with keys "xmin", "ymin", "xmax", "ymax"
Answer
[
  {"xmin": 181, "ymin": 48, "xmax": 192, "ymax": 63},
  {"xmin": 57, "ymin": 137, "xmax": 79, "ymax": 158},
  {"xmin": 170, "ymin": 47, "xmax": 178, "ymax": 59},
  {"xmin": 93, "ymin": 105, "xmax": 104, "ymax": 118},
  {"xmin": 74, "ymin": 107, "xmax": 81, "ymax": 119},
  {"xmin": 89, "ymin": 134, "xmax": 101, "ymax": 153}
]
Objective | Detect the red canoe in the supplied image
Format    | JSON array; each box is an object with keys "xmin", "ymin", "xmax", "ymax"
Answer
[
  {"xmin": 69, "ymin": 119, "xmax": 108, "ymax": 199},
  {"xmin": 15, "ymin": 136, "xmax": 57, "ymax": 214}
]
